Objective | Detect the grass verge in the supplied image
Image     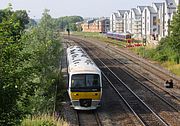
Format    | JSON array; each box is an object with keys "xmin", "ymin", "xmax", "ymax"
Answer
[
  {"xmin": 21, "ymin": 114, "xmax": 69, "ymax": 126},
  {"xmin": 69, "ymin": 32, "xmax": 180, "ymax": 76}
]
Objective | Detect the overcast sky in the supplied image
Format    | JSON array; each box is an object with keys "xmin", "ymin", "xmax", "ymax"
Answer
[{"xmin": 0, "ymin": 0, "xmax": 163, "ymax": 18}]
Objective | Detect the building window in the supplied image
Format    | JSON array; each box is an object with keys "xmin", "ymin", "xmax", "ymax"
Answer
[
  {"xmin": 153, "ymin": 28, "xmax": 157, "ymax": 32},
  {"xmin": 153, "ymin": 16, "xmax": 157, "ymax": 26}
]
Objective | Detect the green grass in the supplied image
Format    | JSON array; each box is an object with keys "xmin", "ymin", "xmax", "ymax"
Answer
[
  {"xmin": 68, "ymin": 31, "xmax": 180, "ymax": 76},
  {"xmin": 162, "ymin": 62, "xmax": 180, "ymax": 76},
  {"xmin": 72, "ymin": 31, "xmax": 102, "ymax": 37},
  {"xmin": 71, "ymin": 31, "xmax": 126, "ymax": 47},
  {"xmin": 21, "ymin": 114, "xmax": 69, "ymax": 126},
  {"xmin": 130, "ymin": 46, "xmax": 180, "ymax": 76}
]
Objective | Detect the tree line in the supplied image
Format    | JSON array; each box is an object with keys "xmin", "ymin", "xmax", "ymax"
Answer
[
  {"xmin": 0, "ymin": 5, "xmax": 66, "ymax": 125},
  {"xmin": 54, "ymin": 16, "xmax": 83, "ymax": 31}
]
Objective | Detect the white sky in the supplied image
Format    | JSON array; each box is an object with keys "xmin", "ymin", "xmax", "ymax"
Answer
[{"xmin": 0, "ymin": 0, "xmax": 164, "ymax": 18}]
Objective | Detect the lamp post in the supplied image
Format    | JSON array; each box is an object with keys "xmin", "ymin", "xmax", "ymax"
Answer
[{"xmin": 167, "ymin": 4, "xmax": 171, "ymax": 36}]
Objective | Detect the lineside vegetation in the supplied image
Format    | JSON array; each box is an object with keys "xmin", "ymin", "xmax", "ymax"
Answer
[{"xmin": 0, "ymin": 5, "xmax": 67, "ymax": 125}]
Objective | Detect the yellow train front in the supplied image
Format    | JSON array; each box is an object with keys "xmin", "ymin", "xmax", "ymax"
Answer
[{"xmin": 67, "ymin": 46, "xmax": 102, "ymax": 110}]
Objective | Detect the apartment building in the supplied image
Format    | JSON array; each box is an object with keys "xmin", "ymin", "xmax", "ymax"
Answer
[
  {"xmin": 164, "ymin": 0, "xmax": 177, "ymax": 36},
  {"xmin": 110, "ymin": 13, "xmax": 123, "ymax": 32},
  {"xmin": 123, "ymin": 10, "xmax": 130, "ymax": 33},
  {"xmin": 142, "ymin": 6, "xmax": 158, "ymax": 40},
  {"xmin": 129, "ymin": 8, "xmax": 142, "ymax": 37},
  {"xmin": 152, "ymin": 3, "xmax": 165, "ymax": 40},
  {"xmin": 110, "ymin": 0, "xmax": 178, "ymax": 42},
  {"xmin": 81, "ymin": 18, "xmax": 110, "ymax": 33},
  {"xmin": 110, "ymin": 10, "xmax": 129, "ymax": 33}
]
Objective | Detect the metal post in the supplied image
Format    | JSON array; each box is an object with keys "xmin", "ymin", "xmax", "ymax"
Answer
[
  {"xmin": 143, "ymin": 36, "xmax": 147, "ymax": 57},
  {"xmin": 168, "ymin": 5, "xmax": 171, "ymax": 35}
]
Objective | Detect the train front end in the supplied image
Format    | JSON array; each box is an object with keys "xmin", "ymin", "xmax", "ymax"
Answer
[{"xmin": 68, "ymin": 73, "xmax": 102, "ymax": 110}]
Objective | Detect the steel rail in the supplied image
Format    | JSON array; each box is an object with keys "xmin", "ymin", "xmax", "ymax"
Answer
[
  {"xmin": 95, "ymin": 45, "xmax": 180, "ymax": 111},
  {"xmin": 66, "ymin": 36, "xmax": 180, "ymax": 105},
  {"xmin": 79, "ymin": 41, "xmax": 169, "ymax": 126},
  {"xmin": 94, "ymin": 53, "xmax": 169, "ymax": 126}
]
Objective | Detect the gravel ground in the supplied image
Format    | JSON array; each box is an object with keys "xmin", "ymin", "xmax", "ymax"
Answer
[{"xmin": 61, "ymin": 36, "xmax": 180, "ymax": 126}]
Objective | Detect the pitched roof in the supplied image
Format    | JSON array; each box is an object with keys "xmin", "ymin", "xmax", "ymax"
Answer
[
  {"xmin": 113, "ymin": 12, "xmax": 119, "ymax": 18},
  {"xmin": 137, "ymin": 6, "xmax": 146, "ymax": 12},
  {"xmin": 165, "ymin": 0, "xmax": 176, "ymax": 8},
  {"xmin": 147, "ymin": 6, "xmax": 157, "ymax": 14},
  {"xmin": 132, "ymin": 8, "xmax": 141, "ymax": 16},
  {"xmin": 154, "ymin": 3, "xmax": 164, "ymax": 9},
  {"xmin": 118, "ymin": 10, "xmax": 129, "ymax": 16}
]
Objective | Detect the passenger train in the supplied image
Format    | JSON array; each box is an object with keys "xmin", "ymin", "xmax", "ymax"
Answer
[
  {"xmin": 67, "ymin": 46, "xmax": 102, "ymax": 110},
  {"xmin": 106, "ymin": 32, "xmax": 131, "ymax": 41}
]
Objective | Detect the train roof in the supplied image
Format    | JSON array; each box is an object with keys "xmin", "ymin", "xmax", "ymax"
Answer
[
  {"xmin": 107, "ymin": 32, "xmax": 131, "ymax": 35},
  {"xmin": 67, "ymin": 46, "xmax": 101, "ymax": 74}
]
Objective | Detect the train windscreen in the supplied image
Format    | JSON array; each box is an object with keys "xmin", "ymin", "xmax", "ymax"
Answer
[{"xmin": 71, "ymin": 74, "xmax": 100, "ymax": 91}]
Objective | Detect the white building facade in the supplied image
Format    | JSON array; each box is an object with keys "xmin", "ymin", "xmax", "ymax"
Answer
[
  {"xmin": 142, "ymin": 6, "xmax": 158, "ymax": 40},
  {"xmin": 164, "ymin": 0, "xmax": 177, "ymax": 36},
  {"xmin": 129, "ymin": 8, "xmax": 142, "ymax": 37},
  {"xmin": 109, "ymin": 0, "xmax": 178, "ymax": 42}
]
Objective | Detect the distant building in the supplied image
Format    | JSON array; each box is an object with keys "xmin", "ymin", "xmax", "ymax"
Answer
[
  {"xmin": 137, "ymin": 6, "xmax": 146, "ymax": 37},
  {"xmin": 164, "ymin": 0, "xmax": 177, "ymax": 36},
  {"xmin": 110, "ymin": 10, "xmax": 129, "ymax": 33},
  {"xmin": 110, "ymin": 13, "xmax": 123, "ymax": 33},
  {"xmin": 152, "ymin": 3, "xmax": 165, "ymax": 40},
  {"xmin": 129, "ymin": 8, "xmax": 142, "ymax": 37},
  {"xmin": 109, "ymin": 0, "xmax": 179, "ymax": 43},
  {"xmin": 81, "ymin": 18, "xmax": 110, "ymax": 33},
  {"xmin": 142, "ymin": 6, "xmax": 158, "ymax": 40},
  {"xmin": 124, "ymin": 10, "xmax": 130, "ymax": 33}
]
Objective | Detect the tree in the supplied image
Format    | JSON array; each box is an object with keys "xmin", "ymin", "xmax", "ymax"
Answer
[
  {"xmin": 22, "ymin": 9, "xmax": 63, "ymax": 115},
  {"xmin": 155, "ymin": 6, "xmax": 180, "ymax": 64},
  {"xmin": 0, "ymin": 6, "xmax": 65, "ymax": 125},
  {"xmin": 0, "ymin": 7, "xmax": 32, "ymax": 125},
  {"xmin": 169, "ymin": 5, "xmax": 180, "ymax": 64},
  {"xmin": 54, "ymin": 16, "xmax": 83, "ymax": 31}
]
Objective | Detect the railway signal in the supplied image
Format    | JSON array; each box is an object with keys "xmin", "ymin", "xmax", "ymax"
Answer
[
  {"xmin": 143, "ymin": 37, "xmax": 146, "ymax": 46},
  {"xmin": 66, "ymin": 28, "xmax": 70, "ymax": 36}
]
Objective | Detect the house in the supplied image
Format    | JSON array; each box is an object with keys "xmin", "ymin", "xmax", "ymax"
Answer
[
  {"xmin": 109, "ymin": 0, "xmax": 179, "ymax": 43},
  {"xmin": 118, "ymin": 10, "xmax": 129, "ymax": 33},
  {"xmin": 152, "ymin": 3, "xmax": 165, "ymax": 40},
  {"xmin": 123, "ymin": 10, "xmax": 130, "ymax": 33},
  {"xmin": 142, "ymin": 6, "xmax": 158, "ymax": 41},
  {"xmin": 129, "ymin": 8, "xmax": 142, "ymax": 37},
  {"xmin": 110, "ymin": 10, "xmax": 129, "ymax": 33},
  {"xmin": 110, "ymin": 13, "xmax": 121, "ymax": 32}
]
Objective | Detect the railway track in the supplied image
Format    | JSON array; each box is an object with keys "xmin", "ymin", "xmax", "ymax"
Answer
[
  {"xmin": 85, "ymin": 41, "xmax": 180, "ymax": 125},
  {"xmin": 62, "ymin": 36, "xmax": 180, "ymax": 125},
  {"xmin": 71, "ymin": 35, "xmax": 180, "ymax": 83},
  {"xmin": 62, "ymin": 36, "xmax": 178, "ymax": 125},
  {"xmin": 65, "ymin": 35, "xmax": 180, "ymax": 86},
  {"xmin": 81, "ymin": 42, "xmax": 180, "ymax": 111},
  {"xmin": 76, "ymin": 110, "xmax": 102, "ymax": 126},
  {"xmin": 81, "ymin": 44, "xmax": 171, "ymax": 126},
  {"xmin": 64, "ymin": 36, "xmax": 180, "ymax": 103}
]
